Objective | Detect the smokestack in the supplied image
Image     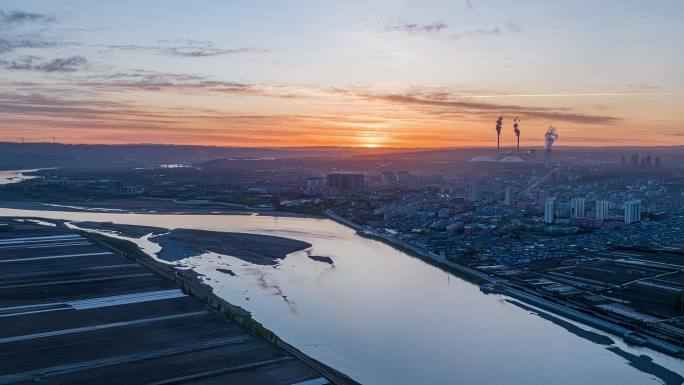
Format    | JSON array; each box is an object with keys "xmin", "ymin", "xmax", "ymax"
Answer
[
  {"xmin": 495, "ymin": 116, "xmax": 503, "ymax": 153},
  {"xmin": 544, "ymin": 125, "xmax": 559, "ymax": 162},
  {"xmin": 513, "ymin": 117, "xmax": 520, "ymax": 152}
]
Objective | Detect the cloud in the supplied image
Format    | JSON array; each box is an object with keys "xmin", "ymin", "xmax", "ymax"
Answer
[
  {"xmin": 383, "ymin": 21, "xmax": 514, "ymax": 41},
  {"xmin": 102, "ymin": 40, "xmax": 268, "ymax": 58},
  {"xmin": 453, "ymin": 27, "xmax": 501, "ymax": 39},
  {"xmin": 627, "ymin": 82, "xmax": 661, "ymax": 90},
  {"xmin": 0, "ymin": 10, "xmax": 55, "ymax": 24},
  {"xmin": 384, "ymin": 22, "xmax": 448, "ymax": 34},
  {"xmin": 164, "ymin": 46, "xmax": 266, "ymax": 57},
  {"xmin": 84, "ymin": 70, "xmax": 254, "ymax": 93},
  {"xmin": 81, "ymin": 69, "xmax": 334, "ymax": 100},
  {"xmin": 37, "ymin": 56, "xmax": 87, "ymax": 72},
  {"xmin": 0, "ymin": 34, "xmax": 62, "ymax": 54},
  {"xmin": 352, "ymin": 92, "xmax": 620, "ymax": 125},
  {"xmin": 0, "ymin": 10, "xmax": 63, "ymax": 54},
  {"xmin": 4, "ymin": 55, "xmax": 87, "ymax": 72},
  {"xmin": 77, "ymin": 69, "xmax": 620, "ymax": 126}
]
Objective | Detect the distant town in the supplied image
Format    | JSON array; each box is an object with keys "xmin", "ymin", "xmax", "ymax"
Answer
[{"xmin": 2, "ymin": 141, "xmax": 684, "ymax": 357}]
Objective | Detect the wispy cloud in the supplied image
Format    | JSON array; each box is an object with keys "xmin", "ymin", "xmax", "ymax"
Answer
[
  {"xmin": 0, "ymin": 34, "xmax": 61, "ymax": 54},
  {"xmin": 3, "ymin": 55, "xmax": 87, "ymax": 72},
  {"xmin": 384, "ymin": 22, "xmax": 448, "ymax": 34},
  {"xmin": 74, "ymin": 68, "xmax": 622, "ymax": 126},
  {"xmin": 0, "ymin": 9, "xmax": 63, "ymax": 54},
  {"xmin": 456, "ymin": 91, "xmax": 676, "ymax": 98},
  {"xmin": 0, "ymin": 10, "xmax": 55, "ymax": 25},
  {"xmin": 102, "ymin": 39, "xmax": 268, "ymax": 58},
  {"xmin": 81, "ymin": 69, "xmax": 333, "ymax": 100},
  {"xmin": 83, "ymin": 70, "xmax": 256, "ymax": 93},
  {"xmin": 350, "ymin": 92, "xmax": 620, "ymax": 125},
  {"xmin": 166, "ymin": 46, "xmax": 266, "ymax": 57},
  {"xmin": 627, "ymin": 82, "xmax": 661, "ymax": 90},
  {"xmin": 382, "ymin": 21, "xmax": 518, "ymax": 40},
  {"xmin": 453, "ymin": 27, "xmax": 501, "ymax": 39},
  {"xmin": 162, "ymin": 39, "xmax": 267, "ymax": 57}
]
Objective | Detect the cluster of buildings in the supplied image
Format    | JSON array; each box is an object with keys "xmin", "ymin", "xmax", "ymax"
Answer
[
  {"xmin": 307, "ymin": 171, "xmax": 411, "ymax": 194},
  {"xmin": 307, "ymin": 173, "xmax": 365, "ymax": 194},
  {"xmin": 541, "ymin": 195, "xmax": 643, "ymax": 225},
  {"xmin": 325, "ymin": 151, "xmax": 683, "ymax": 269},
  {"xmin": 621, "ymin": 154, "xmax": 662, "ymax": 169}
]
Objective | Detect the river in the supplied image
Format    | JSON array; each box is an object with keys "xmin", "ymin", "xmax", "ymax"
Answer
[
  {"xmin": 0, "ymin": 169, "xmax": 41, "ymax": 185},
  {"xmin": 0, "ymin": 207, "xmax": 682, "ymax": 385}
]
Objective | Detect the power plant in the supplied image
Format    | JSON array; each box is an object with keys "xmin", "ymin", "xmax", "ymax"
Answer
[{"xmin": 476, "ymin": 116, "xmax": 558, "ymax": 165}]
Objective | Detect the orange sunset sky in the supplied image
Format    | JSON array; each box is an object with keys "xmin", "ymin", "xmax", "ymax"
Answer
[{"xmin": 0, "ymin": 1, "xmax": 682, "ymax": 148}]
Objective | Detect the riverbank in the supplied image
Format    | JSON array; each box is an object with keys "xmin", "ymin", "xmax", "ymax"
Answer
[
  {"xmin": 325, "ymin": 210, "xmax": 684, "ymax": 359},
  {"xmin": 506, "ymin": 300, "xmax": 683, "ymax": 385},
  {"xmin": 0, "ymin": 200, "xmax": 323, "ymax": 218},
  {"xmin": 500, "ymin": 282, "xmax": 683, "ymax": 356},
  {"xmin": 74, "ymin": 221, "xmax": 167, "ymax": 237},
  {"xmin": 326, "ymin": 210, "xmax": 490, "ymax": 284},
  {"xmin": 79, "ymin": 229, "xmax": 360, "ymax": 385}
]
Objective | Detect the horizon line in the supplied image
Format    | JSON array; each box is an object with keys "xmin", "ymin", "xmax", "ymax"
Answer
[{"xmin": 1, "ymin": 141, "xmax": 683, "ymax": 150}]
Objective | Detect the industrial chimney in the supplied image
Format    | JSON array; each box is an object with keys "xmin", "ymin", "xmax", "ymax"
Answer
[
  {"xmin": 513, "ymin": 117, "xmax": 521, "ymax": 152},
  {"xmin": 544, "ymin": 125, "xmax": 559, "ymax": 163},
  {"xmin": 495, "ymin": 116, "xmax": 503, "ymax": 154}
]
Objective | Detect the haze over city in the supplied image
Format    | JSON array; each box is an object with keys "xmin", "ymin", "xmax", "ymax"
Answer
[{"xmin": 1, "ymin": 0, "xmax": 682, "ymax": 147}]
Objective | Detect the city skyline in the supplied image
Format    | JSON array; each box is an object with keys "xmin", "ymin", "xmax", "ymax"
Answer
[{"xmin": 0, "ymin": 1, "xmax": 682, "ymax": 147}]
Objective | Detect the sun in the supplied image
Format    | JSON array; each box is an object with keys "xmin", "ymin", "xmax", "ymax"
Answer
[{"xmin": 357, "ymin": 131, "xmax": 390, "ymax": 148}]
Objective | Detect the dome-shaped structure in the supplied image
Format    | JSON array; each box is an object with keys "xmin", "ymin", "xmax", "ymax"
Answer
[
  {"xmin": 499, "ymin": 156, "xmax": 524, "ymax": 163},
  {"xmin": 469, "ymin": 155, "xmax": 497, "ymax": 163}
]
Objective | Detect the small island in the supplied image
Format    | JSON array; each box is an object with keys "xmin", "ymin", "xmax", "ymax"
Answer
[
  {"xmin": 74, "ymin": 222, "xmax": 312, "ymax": 265},
  {"xmin": 308, "ymin": 255, "xmax": 334, "ymax": 265},
  {"xmin": 152, "ymin": 229, "xmax": 312, "ymax": 264}
]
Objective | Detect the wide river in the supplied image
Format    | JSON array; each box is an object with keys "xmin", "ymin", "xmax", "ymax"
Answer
[{"xmin": 1, "ymin": 207, "xmax": 683, "ymax": 385}]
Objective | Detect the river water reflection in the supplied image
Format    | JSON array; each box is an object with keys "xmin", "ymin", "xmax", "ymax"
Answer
[{"xmin": 0, "ymin": 208, "xmax": 682, "ymax": 385}]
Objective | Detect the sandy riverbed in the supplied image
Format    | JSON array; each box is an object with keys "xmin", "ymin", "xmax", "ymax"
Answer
[{"xmin": 74, "ymin": 222, "xmax": 312, "ymax": 265}]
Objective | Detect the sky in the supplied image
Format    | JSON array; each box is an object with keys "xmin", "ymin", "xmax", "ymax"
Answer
[{"xmin": 0, "ymin": 0, "xmax": 682, "ymax": 148}]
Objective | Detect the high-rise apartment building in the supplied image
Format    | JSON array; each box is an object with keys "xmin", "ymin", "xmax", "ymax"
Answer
[
  {"xmin": 326, "ymin": 173, "xmax": 364, "ymax": 191},
  {"xmin": 595, "ymin": 200, "xmax": 610, "ymax": 221},
  {"xmin": 544, "ymin": 197, "xmax": 557, "ymax": 224},
  {"xmin": 624, "ymin": 200, "xmax": 642, "ymax": 224},
  {"xmin": 570, "ymin": 197, "xmax": 586, "ymax": 219}
]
